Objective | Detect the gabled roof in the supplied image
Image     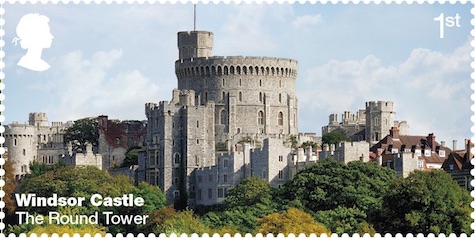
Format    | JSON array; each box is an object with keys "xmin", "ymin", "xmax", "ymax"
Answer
[{"xmin": 371, "ymin": 131, "xmax": 451, "ymax": 165}]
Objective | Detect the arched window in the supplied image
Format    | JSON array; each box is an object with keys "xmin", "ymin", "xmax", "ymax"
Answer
[
  {"xmin": 221, "ymin": 110, "xmax": 228, "ymax": 125},
  {"xmin": 230, "ymin": 66, "xmax": 235, "ymax": 75},
  {"xmin": 224, "ymin": 66, "xmax": 229, "ymax": 75},
  {"xmin": 239, "ymin": 92, "xmax": 243, "ymax": 102},
  {"xmin": 278, "ymin": 112, "xmax": 284, "ymax": 126},
  {"xmin": 259, "ymin": 79, "xmax": 262, "ymax": 87},
  {"xmin": 222, "ymin": 91, "xmax": 226, "ymax": 101},
  {"xmin": 174, "ymin": 153, "xmax": 181, "ymax": 164},
  {"xmin": 22, "ymin": 149, "xmax": 26, "ymax": 156},
  {"xmin": 222, "ymin": 78, "xmax": 225, "ymax": 86},
  {"xmin": 259, "ymin": 92, "xmax": 263, "ymax": 102},
  {"xmin": 258, "ymin": 111, "xmax": 264, "ymax": 125}
]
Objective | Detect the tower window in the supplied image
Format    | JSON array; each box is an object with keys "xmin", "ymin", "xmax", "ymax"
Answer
[
  {"xmin": 239, "ymin": 92, "xmax": 243, "ymax": 102},
  {"xmin": 279, "ymin": 93, "xmax": 282, "ymax": 103},
  {"xmin": 278, "ymin": 112, "xmax": 284, "ymax": 126},
  {"xmin": 239, "ymin": 78, "xmax": 242, "ymax": 86},
  {"xmin": 258, "ymin": 111, "xmax": 264, "ymax": 125},
  {"xmin": 221, "ymin": 110, "xmax": 228, "ymax": 125},
  {"xmin": 259, "ymin": 80, "xmax": 262, "ymax": 87},
  {"xmin": 222, "ymin": 78, "xmax": 225, "ymax": 86},
  {"xmin": 259, "ymin": 92, "xmax": 263, "ymax": 102},
  {"xmin": 174, "ymin": 153, "xmax": 181, "ymax": 164}
]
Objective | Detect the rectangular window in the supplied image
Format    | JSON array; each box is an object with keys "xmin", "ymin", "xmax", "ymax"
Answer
[
  {"xmin": 223, "ymin": 159, "xmax": 228, "ymax": 168},
  {"xmin": 278, "ymin": 155, "xmax": 283, "ymax": 162},
  {"xmin": 424, "ymin": 150, "xmax": 431, "ymax": 156},
  {"xmin": 417, "ymin": 160, "xmax": 424, "ymax": 168},
  {"xmin": 223, "ymin": 174, "xmax": 228, "ymax": 183},
  {"xmin": 278, "ymin": 170, "xmax": 284, "ymax": 179},
  {"xmin": 439, "ymin": 150, "xmax": 446, "ymax": 157},
  {"xmin": 208, "ymin": 188, "xmax": 212, "ymax": 199},
  {"xmin": 197, "ymin": 189, "xmax": 202, "ymax": 200},
  {"xmin": 218, "ymin": 188, "xmax": 224, "ymax": 198}
]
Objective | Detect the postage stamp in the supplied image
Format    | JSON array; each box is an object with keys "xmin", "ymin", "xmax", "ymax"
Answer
[{"xmin": 1, "ymin": 1, "xmax": 473, "ymax": 236}]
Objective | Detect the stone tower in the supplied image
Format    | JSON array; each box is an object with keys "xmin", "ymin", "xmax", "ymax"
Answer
[
  {"xmin": 365, "ymin": 101, "xmax": 394, "ymax": 145},
  {"xmin": 144, "ymin": 30, "xmax": 299, "ymax": 206},
  {"xmin": 178, "ymin": 31, "xmax": 213, "ymax": 60},
  {"xmin": 4, "ymin": 124, "xmax": 36, "ymax": 177},
  {"xmin": 28, "ymin": 112, "xmax": 48, "ymax": 127}
]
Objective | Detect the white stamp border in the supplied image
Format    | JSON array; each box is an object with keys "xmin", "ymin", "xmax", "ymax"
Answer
[{"xmin": 0, "ymin": 0, "xmax": 473, "ymax": 237}]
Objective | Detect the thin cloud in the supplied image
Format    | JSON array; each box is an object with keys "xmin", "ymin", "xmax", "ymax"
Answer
[
  {"xmin": 299, "ymin": 41, "xmax": 471, "ymax": 143},
  {"xmin": 292, "ymin": 14, "xmax": 323, "ymax": 28}
]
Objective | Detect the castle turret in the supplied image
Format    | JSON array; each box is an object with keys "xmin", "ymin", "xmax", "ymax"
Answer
[
  {"xmin": 365, "ymin": 101, "xmax": 394, "ymax": 145},
  {"xmin": 177, "ymin": 31, "xmax": 213, "ymax": 60},
  {"xmin": 29, "ymin": 112, "xmax": 48, "ymax": 127}
]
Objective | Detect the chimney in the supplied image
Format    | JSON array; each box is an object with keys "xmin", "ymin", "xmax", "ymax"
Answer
[
  {"xmin": 389, "ymin": 127, "xmax": 399, "ymax": 139},
  {"xmin": 441, "ymin": 141, "xmax": 445, "ymax": 147},
  {"xmin": 427, "ymin": 133, "xmax": 436, "ymax": 151},
  {"xmin": 453, "ymin": 140, "xmax": 457, "ymax": 151},
  {"xmin": 465, "ymin": 139, "xmax": 471, "ymax": 161}
]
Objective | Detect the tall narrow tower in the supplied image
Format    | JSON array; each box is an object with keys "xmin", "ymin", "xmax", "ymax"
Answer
[
  {"xmin": 177, "ymin": 31, "xmax": 213, "ymax": 60},
  {"xmin": 365, "ymin": 101, "xmax": 394, "ymax": 145}
]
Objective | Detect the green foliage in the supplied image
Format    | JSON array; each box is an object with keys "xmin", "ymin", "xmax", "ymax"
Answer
[
  {"xmin": 201, "ymin": 177, "xmax": 278, "ymax": 234},
  {"xmin": 279, "ymin": 158, "xmax": 395, "ymax": 233},
  {"xmin": 215, "ymin": 142, "xmax": 227, "ymax": 151},
  {"xmin": 129, "ymin": 182, "xmax": 167, "ymax": 213},
  {"xmin": 322, "ymin": 131, "xmax": 349, "ymax": 145},
  {"xmin": 64, "ymin": 117, "xmax": 99, "ymax": 151},
  {"xmin": 121, "ymin": 146, "xmax": 143, "ymax": 167},
  {"xmin": 17, "ymin": 166, "xmax": 166, "ymax": 234},
  {"xmin": 143, "ymin": 207, "xmax": 210, "ymax": 235},
  {"xmin": 380, "ymin": 170, "xmax": 472, "ymax": 235},
  {"xmin": 280, "ymin": 159, "xmax": 395, "ymax": 214},
  {"xmin": 314, "ymin": 206, "xmax": 374, "ymax": 235},
  {"xmin": 257, "ymin": 207, "xmax": 330, "ymax": 235},
  {"xmin": 224, "ymin": 177, "xmax": 272, "ymax": 208},
  {"xmin": 287, "ymin": 135, "xmax": 299, "ymax": 149},
  {"xmin": 301, "ymin": 141, "xmax": 318, "ymax": 150}
]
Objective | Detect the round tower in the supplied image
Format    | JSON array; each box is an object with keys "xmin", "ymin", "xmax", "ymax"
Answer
[
  {"xmin": 175, "ymin": 54, "xmax": 299, "ymax": 142},
  {"xmin": 365, "ymin": 101, "xmax": 394, "ymax": 145},
  {"xmin": 4, "ymin": 123, "xmax": 37, "ymax": 177}
]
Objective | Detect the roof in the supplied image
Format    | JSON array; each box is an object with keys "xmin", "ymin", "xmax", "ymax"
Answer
[{"xmin": 371, "ymin": 133, "xmax": 451, "ymax": 165}]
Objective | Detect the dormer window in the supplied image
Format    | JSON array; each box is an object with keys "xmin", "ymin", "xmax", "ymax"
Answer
[
  {"xmin": 439, "ymin": 150, "xmax": 446, "ymax": 157},
  {"xmin": 424, "ymin": 150, "xmax": 431, "ymax": 156}
]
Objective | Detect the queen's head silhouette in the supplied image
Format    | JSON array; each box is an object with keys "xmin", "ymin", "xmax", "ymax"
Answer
[{"xmin": 14, "ymin": 13, "xmax": 54, "ymax": 72}]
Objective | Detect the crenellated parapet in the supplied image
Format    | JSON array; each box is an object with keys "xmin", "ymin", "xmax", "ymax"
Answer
[{"xmin": 175, "ymin": 56, "xmax": 298, "ymax": 78}]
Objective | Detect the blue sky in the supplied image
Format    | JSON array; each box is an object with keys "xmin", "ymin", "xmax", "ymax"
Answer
[{"xmin": 4, "ymin": 2, "xmax": 473, "ymax": 146}]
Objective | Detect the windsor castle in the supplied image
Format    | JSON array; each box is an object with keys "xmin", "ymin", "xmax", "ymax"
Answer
[{"xmin": 8, "ymin": 28, "xmax": 459, "ymax": 208}]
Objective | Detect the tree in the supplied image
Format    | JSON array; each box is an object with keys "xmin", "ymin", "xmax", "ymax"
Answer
[
  {"xmin": 380, "ymin": 170, "xmax": 472, "ymax": 235},
  {"xmin": 322, "ymin": 131, "xmax": 349, "ymax": 145},
  {"xmin": 224, "ymin": 177, "xmax": 273, "ymax": 208},
  {"xmin": 4, "ymin": 160, "xmax": 16, "ymax": 215},
  {"xmin": 64, "ymin": 117, "xmax": 99, "ymax": 151},
  {"xmin": 314, "ymin": 206, "xmax": 376, "ymax": 235},
  {"xmin": 257, "ymin": 208, "xmax": 330, "ymax": 235},
  {"xmin": 201, "ymin": 177, "xmax": 278, "ymax": 234},
  {"xmin": 121, "ymin": 146, "xmax": 143, "ymax": 167},
  {"xmin": 301, "ymin": 141, "xmax": 318, "ymax": 151},
  {"xmin": 17, "ymin": 165, "xmax": 166, "ymax": 234},
  {"xmin": 143, "ymin": 207, "xmax": 210, "ymax": 235},
  {"xmin": 278, "ymin": 158, "xmax": 395, "ymax": 233}
]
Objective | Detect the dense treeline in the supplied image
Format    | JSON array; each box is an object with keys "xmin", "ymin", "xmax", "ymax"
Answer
[{"xmin": 7, "ymin": 158, "xmax": 472, "ymax": 235}]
